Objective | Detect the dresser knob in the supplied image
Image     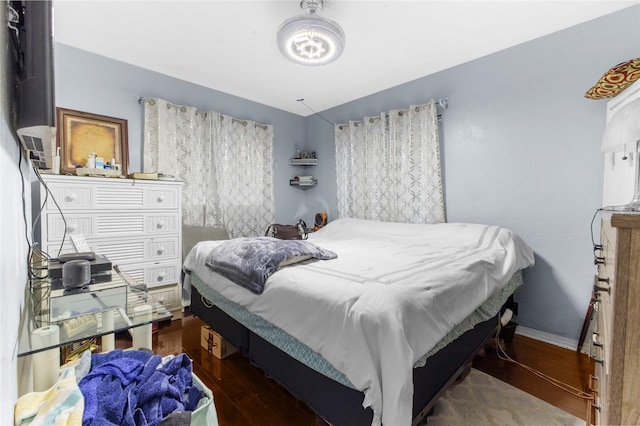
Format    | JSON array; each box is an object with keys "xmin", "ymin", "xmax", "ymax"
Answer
[
  {"xmin": 65, "ymin": 193, "xmax": 77, "ymax": 202},
  {"xmin": 66, "ymin": 224, "xmax": 77, "ymax": 233},
  {"xmin": 592, "ymin": 334, "xmax": 604, "ymax": 348},
  {"xmin": 594, "ymin": 256, "xmax": 605, "ymax": 265},
  {"xmin": 157, "ymin": 247, "xmax": 165, "ymax": 255},
  {"xmin": 157, "ymin": 272, "xmax": 165, "ymax": 281},
  {"xmin": 156, "ymin": 222, "xmax": 164, "ymax": 229},
  {"xmin": 157, "ymin": 195, "xmax": 165, "ymax": 203},
  {"xmin": 594, "ymin": 284, "xmax": 611, "ymax": 295},
  {"xmin": 594, "ymin": 357, "xmax": 604, "ymax": 365},
  {"xmin": 597, "ymin": 276, "xmax": 610, "ymax": 284}
]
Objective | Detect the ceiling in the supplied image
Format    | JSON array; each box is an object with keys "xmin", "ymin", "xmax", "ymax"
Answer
[{"xmin": 53, "ymin": 1, "xmax": 637, "ymax": 117}]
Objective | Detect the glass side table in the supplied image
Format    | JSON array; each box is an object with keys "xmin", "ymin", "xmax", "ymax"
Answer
[
  {"xmin": 18, "ymin": 267, "xmax": 172, "ymax": 390},
  {"xmin": 19, "ymin": 268, "xmax": 172, "ymax": 356}
]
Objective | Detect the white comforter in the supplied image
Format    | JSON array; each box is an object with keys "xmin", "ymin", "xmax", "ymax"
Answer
[{"xmin": 183, "ymin": 218, "xmax": 534, "ymax": 425}]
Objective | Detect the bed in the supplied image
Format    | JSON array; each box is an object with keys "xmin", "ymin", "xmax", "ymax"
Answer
[{"xmin": 183, "ymin": 218, "xmax": 535, "ymax": 425}]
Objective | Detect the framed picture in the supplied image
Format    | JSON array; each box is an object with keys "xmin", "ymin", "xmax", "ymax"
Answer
[{"xmin": 56, "ymin": 108, "xmax": 129, "ymax": 175}]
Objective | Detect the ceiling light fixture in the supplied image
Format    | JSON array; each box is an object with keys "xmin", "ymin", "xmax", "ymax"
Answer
[{"xmin": 277, "ymin": 0, "xmax": 345, "ymax": 66}]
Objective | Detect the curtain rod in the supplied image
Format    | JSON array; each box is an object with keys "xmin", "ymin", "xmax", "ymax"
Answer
[
  {"xmin": 379, "ymin": 98, "xmax": 448, "ymax": 118},
  {"xmin": 136, "ymin": 96, "xmax": 270, "ymax": 130},
  {"xmin": 299, "ymin": 97, "xmax": 448, "ymax": 128},
  {"xmin": 337, "ymin": 98, "xmax": 448, "ymax": 129},
  {"xmin": 384, "ymin": 98, "xmax": 448, "ymax": 116}
]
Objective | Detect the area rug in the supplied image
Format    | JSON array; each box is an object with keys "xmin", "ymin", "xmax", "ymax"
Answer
[{"xmin": 427, "ymin": 368, "xmax": 584, "ymax": 425}]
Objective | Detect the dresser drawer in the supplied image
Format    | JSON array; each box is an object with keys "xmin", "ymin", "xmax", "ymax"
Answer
[
  {"xmin": 145, "ymin": 214, "xmax": 179, "ymax": 234},
  {"xmin": 600, "ymin": 224, "xmax": 615, "ymax": 271},
  {"xmin": 147, "ymin": 283, "xmax": 181, "ymax": 312},
  {"xmin": 144, "ymin": 186, "xmax": 180, "ymax": 209},
  {"xmin": 96, "ymin": 236, "xmax": 179, "ymax": 263},
  {"xmin": 45, "ymin": 180, "xmax": 146, "ymax": 210},
  {"xmin": 96, "ymin": 183, "xmax": 179, "ymax": 209},
  {"xmin": 46, "ymin": 214, "xmax": 95, "ymax": 239},
  {"xmin": 46, "ymin": 183, "xmax": 93, "ymax": 209},
  {"xmin": 598, "ymin": 292, "xmax": 612, "ymax": 377},
  {"xmin": 146, "ymin": 237, "xmax": 180, "ymax": 260},
  {"xmin": 44, "ymin": 179, "xmax": 180, "ymax": 210},
  {"xmin": 45, "ymin": 236, "xmax": 180, "ymax": 265},
  {"xmin": 145, "ymin": 263, "xmax": 180, "ymax": 287},
  {"xmin": 118, "ymin": 261, "xmax": 180, "ymax": 289},
  {"xmin": 593, "ymin": 299, "xmax": 608, "ymax": 423},
  {"xmin": 46, "ymin": 212, "xmax": 179, "ymax": 240},
  {"xmin": 46, "ymin": 212, "xmax": 140, "ymax": 240}
]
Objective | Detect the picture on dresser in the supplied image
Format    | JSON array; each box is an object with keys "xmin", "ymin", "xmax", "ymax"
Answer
[{"xmin": 56, "ymin": 107, "xmax": 129, "ymax": 175}]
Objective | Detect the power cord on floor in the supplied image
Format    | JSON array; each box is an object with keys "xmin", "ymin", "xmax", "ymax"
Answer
[{"xmin": 493, "ymin": 312, "xmax": 595, "ymax": 423}]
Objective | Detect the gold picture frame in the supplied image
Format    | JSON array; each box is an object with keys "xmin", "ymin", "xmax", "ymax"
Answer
[{"xmin": 57, "ymin": 108, "xmax": 129, "ymax": 175}]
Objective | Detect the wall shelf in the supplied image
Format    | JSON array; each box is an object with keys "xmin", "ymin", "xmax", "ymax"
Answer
[
  {"xmin": 290, "ymin": 157, "xmax": 318, "ymax": 189},
  {"xmin": 290, "ymin": 179, "xmax": 317, "ymax": 189},
  {"xmin": 289, "ymin": 158, "xmax": 318, "ymax": 166}
]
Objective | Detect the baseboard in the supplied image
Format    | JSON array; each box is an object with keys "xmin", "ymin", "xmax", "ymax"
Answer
[{"xmin": 515, "ymin": 326, "xmax": 578, "ymax": 351}]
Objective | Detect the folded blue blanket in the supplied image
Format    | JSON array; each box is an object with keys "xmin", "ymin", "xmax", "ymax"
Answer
[{"xmin": 205, "ymin": 236, "xmax": 337, "ymax": 294}]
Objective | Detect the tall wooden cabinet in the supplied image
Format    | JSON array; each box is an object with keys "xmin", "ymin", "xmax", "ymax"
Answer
[
  {"xmin": 35, "ymin": 174, "xmax": 183, "ymax": 318},
  {"xmin": 593, "ymin": 213, "xmax": 640, "ymax": 425}
]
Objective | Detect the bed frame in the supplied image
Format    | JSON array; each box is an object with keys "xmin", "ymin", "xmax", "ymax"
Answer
[{"xmin": 191, "ymin": 285, "xmax": 502, "ymax": 426}]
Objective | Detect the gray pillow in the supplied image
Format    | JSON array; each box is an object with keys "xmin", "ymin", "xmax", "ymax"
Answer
[{"xmin": 205, "ymin": 237, "xmax": 337, "ymax": 294}]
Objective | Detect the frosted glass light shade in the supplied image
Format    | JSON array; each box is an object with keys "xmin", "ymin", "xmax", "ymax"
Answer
[
  {"xmin": 601, "ymin": 97, "xmax": 640, "ymax": 153},
  {"xmin": 277, "ymin": 15, "xmax": 345, "ymax": 66}
]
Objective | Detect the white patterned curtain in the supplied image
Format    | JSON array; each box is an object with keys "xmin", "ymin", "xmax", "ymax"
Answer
[
  {"xmin": 143, "ymin": 98, "xmax": 274, "ymax": 238},
  {"xmin": 335, "ymin": 100, "xmax": 445, "ymax": 224},
  {"xmin": 211, "ymin": 112, "xmax": 275, "ymax": 238}
]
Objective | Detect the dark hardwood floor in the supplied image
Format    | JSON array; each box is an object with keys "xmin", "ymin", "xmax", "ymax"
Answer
[
  {"xmin": 473, "ymin": 331, "xmax": 594, "ymax": 422},
  {"xmin": 134, "ymin": 313, "xmax": 594, "ymax": 425}
]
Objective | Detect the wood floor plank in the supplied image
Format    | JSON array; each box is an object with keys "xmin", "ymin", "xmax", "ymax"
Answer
[
  {"xmin": 182, "ymin": 316, "xmax": 321, "ymax": 425},
  {"xmin": 190, "ymin": 344, "xmax": 283, "ymax": 425},
  {"xmin": 148, "ymin": 313, "xmax": 594, "ymax": 425},
  {"xmin": 192, "ymin": 363, "xmax": 255, "ymax": 426},
  {"xmin": 473, "ymin": 335, "xmax": 593, "ymax": 421},
  {"xmin": 221, "ymin": 350, "xmax": 324, "ymax": 425},
  {"xmin": 177, "ymin": 316, "xmax": 295, "ymax": 426}
]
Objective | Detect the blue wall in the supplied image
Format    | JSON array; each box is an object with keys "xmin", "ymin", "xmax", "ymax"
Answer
[
  {"xmin": 55, "ymin": 44, "xmax": 307, "ymax": 224},
  {"xmin": 305, "ymin": 7, "xmax": 640, "ymax": 341},
  {"xmin": 55, "ymin": 6, "xmax": 640, "ymax": 341}
]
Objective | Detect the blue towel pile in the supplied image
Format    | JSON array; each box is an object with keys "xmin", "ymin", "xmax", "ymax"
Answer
[{"xmin": 78, "ymin": 350, "xmax": 202, "ymax": 426}]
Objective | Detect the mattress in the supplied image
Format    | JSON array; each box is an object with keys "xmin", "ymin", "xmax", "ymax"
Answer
[
  {"xmin": 190, "ymin": 270, "xmax": 523, "ymax": 387},
  {"xmin": 183, "ymin": 218, "xmax": 535, "ymax": 425}
]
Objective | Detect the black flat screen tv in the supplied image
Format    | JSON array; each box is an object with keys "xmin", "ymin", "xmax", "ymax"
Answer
[{"xmin": 10, "ymin": 0, "xmax": 55, "ymax": 169}]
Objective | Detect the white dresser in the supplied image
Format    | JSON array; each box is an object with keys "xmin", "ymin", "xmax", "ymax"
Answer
[{"xmin": 36, "ymin": 174, "xmax": 183, "ymax": 318}]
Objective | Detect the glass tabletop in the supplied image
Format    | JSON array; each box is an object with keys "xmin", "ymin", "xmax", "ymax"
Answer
[{"xmin": 18, "ymin": 268, "xmax": 172, "ymax": 357}]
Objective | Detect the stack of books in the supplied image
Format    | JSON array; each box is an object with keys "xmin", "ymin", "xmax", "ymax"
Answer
[{"xmin": 128, "ymin": 172, "xmax": 158, "ymax": 180}]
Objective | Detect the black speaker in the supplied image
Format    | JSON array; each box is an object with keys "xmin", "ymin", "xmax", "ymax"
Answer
[{"xmin": 62, "ymin": 259, "xmax": 91, "ymax": 289}]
